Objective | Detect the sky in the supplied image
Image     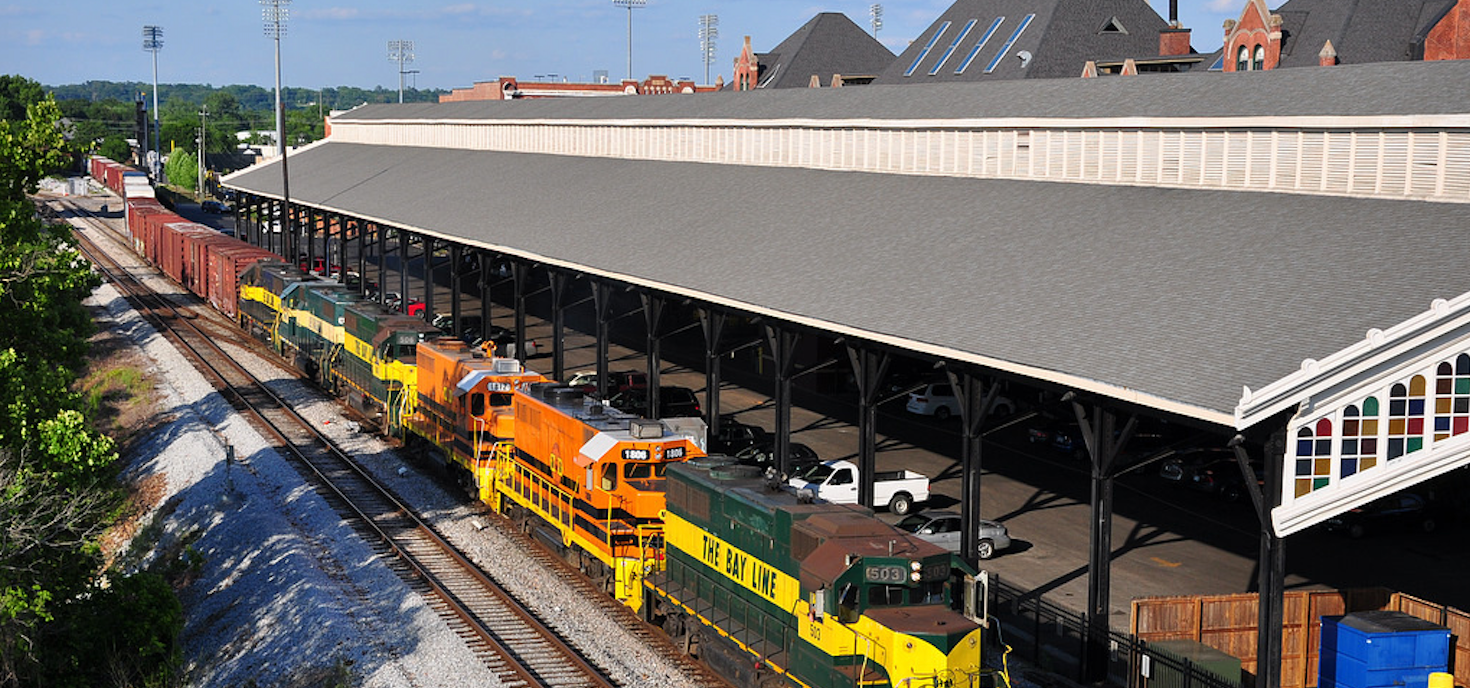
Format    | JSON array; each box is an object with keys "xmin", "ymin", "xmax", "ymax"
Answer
[{"xmin": 3, "ymin": 1, "xmax": 1243, "ymax": 92}]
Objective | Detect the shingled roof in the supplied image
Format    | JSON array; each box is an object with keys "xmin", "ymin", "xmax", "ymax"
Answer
[
  {"xmin": 751, "ymin": 12, "xmax": 896, "ymax": 89},
  {"xmin": 873, "ymin": 0, "xmax": 1170, "ymax": 83},
  {"xmin": 1273, "ymin": 0, "xmax": 1457, "ymax": 67}
]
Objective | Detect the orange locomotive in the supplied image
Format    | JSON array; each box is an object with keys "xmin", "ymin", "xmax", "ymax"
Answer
[{"xmin": 406, "ymin": 338, "xmax": 706, "ymax": 610}]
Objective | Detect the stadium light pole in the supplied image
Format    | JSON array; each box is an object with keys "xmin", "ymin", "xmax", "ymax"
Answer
[
  {"xmin": 142, "ymin": 26, "xmax": 162, "ymax": 179},
  {"xmin": 613, "ymin": 0, "xmax": 646, "ymax": 80},
  {"xmin": 262, "ymin": 0, "xmax": 293, "ymax": 257},
  {"xmin": 870, "ymin": 3, "xmax": 883, "ymax": 37},
  {"xmin": 388, "ymin": 40, "xmax": 415, "ymax": 103},
  {"xmin": 698, "ymin": 14, "xmax": 718, "ymax": 85}
]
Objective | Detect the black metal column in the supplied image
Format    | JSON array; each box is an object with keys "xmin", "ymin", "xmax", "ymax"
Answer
[
  {"xmin": 592, "ymin": 280, "xmax": 613, "ymax": 400},
  {"xmin": 355, "ymin": 220, "xmax": 367, "ymax": 295},
  {"xmin": 764, "ymin": 327, "xmax": 799, "ymax": 479},
  {"xmin": 1069, "ymin": 400, "xmax": 1137, "ymax": 683},
  {"xmin": 945, "ymin": 368, "xmax": 1002, "ymax": 563},
  {"xmin": 398, "ymin": 231, "xmax": 410, "ymax": 314},
  {"xmin": 548, "ymin": 270, "xmax": 569, "ymax": 381},
  {"xmin": 512, "ymin": 262, "xmax": 529, "ymax": 364},
  {"xmin": 376, "ymin": 225, "xmax": 388, "ymax": 306},
  {"xmin": 422, "ymin": 237, "xmax": 435, "ymax": 323},
  {"xmin": 847, "ymin": 346, "xmax": 891, "ymax": 508},
  {"xmin": 1239, "ymin": 429, "xmax": 1287, "ymax": 688},
  {"xmin": 449, "ymin": 244, "xmax": 463, "ymax": 340},
  {"xmin": 642, "ymin": 293, "xmax": 665, "ymax": 418},
  {"xmin": 699, "ymin": 309, "xmax": 727, "ymax": 441},
  {"xmin": 304, "ymin": 207, "xmax": 317, "ymax": 272},
  {"xmin": 479, "ymin": 251, "xmax": 493, "ymax": 346}
]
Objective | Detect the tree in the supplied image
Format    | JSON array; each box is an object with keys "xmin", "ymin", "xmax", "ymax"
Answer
[
  {"xmin": 0, "ymin": 76, "xmax": 181, "ymax": 687},
  {"xmin": 0, "ymin": 77, "xmax": 45, "ymax": 127},
  {"xmin": 164, "ymin": 148, "xmax": 196, "ymax": 190}
]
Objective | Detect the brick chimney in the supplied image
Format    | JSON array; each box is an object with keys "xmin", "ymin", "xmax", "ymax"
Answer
[{"xmin": 1160, "ymin": 24, "xmax": 1192, "ymax": 56}]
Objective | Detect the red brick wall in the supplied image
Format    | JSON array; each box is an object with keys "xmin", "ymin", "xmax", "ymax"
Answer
[{"xmin": 1425, "ymin": 0, "xmax": 1470, "ymax": 60}]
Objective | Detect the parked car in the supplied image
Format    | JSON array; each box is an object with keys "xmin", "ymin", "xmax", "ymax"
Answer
[
  {"xmin": 732, "ymin": 440, "xmax": 818, "ymax": 476},
  {"xmin": 787, "ymin": 459, "xmax": 929, "ymax": 515},
  {"xmin": 905, "ymin": 382, "xmax": 1015, "ymax": 421},
  {"xmin": 1157, "ymin": 447, "xmax": 1235, "ymax": 485},
  {"xmin": 607, "ymin": 386, "xmax": 701, "ymax": 418},
  {"xmin": 1324, "ymin": 492, "xmax": 1443, "ymax": 539},
  {"xmin": 710, "ymin": 416, "xmax": 769, "ymax": 455},
  {"xmin": 1188, "ymin": 459, "xmax": 1264, "ymax": 503},
  {"xmin": 200, "ymin": 199, "xmax": 229, "ymax": 214},
  {"xmin": 567, "ymin": 370, "xmax": 646, "ymax": 397},
  {"xmin": 1025, "ymin": 412, "xmax": 1085, "ymax": 459},
  {"xmin": 894, "ymin": 510, "xmax": 1012, "ymax": 559}
]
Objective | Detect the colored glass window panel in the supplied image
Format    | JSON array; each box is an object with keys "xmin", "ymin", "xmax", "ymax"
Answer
[
  {"xmin": 1387, "ymin": 378, "xmax": 1425, "ymax": 460},
  {"xmin": 1435, "ymin": 353, "xmax": 1470, "ymax": 442},
  {"xmin": 1294, "ymin": 421, "xmax": 1331, "ymax": 496},
  {"xmin": 1341, "ymin": 400, "xmax": 1378, "ymax": 480}
]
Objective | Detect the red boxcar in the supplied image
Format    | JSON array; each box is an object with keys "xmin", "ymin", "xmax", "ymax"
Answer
[{"xmin": 207, "ymin": 244, "xmax": 280, "ymax": 318}]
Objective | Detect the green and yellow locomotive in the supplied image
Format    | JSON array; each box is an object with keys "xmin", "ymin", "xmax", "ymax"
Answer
[
  {"xmin": 649, "ymin": 460, "xmax": 1005, "ymax": 688},
  {"xmin": 238, "ymin": 261, "xmax": 438, "ymax": 434}
]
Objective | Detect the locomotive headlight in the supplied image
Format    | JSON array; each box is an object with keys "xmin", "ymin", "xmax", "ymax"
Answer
[
  {"xmin": 622, "ymin": 448, "xmax": 650, "ymax": 460},
  {"xmin": 910, "ymin": 571, "xmax": 922, "ymax": 582},
  {"xmin": 910, "ymin": 560, "xmax": 922, "ymax": 571}
]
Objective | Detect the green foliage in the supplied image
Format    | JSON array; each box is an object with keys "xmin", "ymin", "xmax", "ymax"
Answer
[
  {"xmin": 164, "ymin": 149, "xmax": 197, "ymax": 191},
  {"xmin": 37, "ymin": 572, "xmax": 183, "ymax": 688},
  {"xmin": 98, "ymin": 136, "xmax": 130, "ymax": 163},
  {"xmin": 0, "ymin": 76, "xmax": 46, "ymax": 127},
  {"xmin": 0, "ymin": 75, "xmax": 180, "ymax": 686}
]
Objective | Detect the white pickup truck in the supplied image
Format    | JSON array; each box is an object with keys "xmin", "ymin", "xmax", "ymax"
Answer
[{"xmin": 787, "ymin": 459, "xmax": 929, "ymax": 515}]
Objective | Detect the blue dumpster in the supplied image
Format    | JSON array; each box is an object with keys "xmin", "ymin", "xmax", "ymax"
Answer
[{"xmin": 1320, "ymin": 611, "xmax": 1450, "ymax": 688}]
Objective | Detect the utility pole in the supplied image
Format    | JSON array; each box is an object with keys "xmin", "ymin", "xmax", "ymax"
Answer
[
  {"xmin": 142, "ymin": 26, "xmax": 163, "ymax": 180},
  {"xmin": 699, "ymin": 14, "xmax": 718, "ymax": 85},
  {"xmin": 197, "ymin": 105, "xmax": 208, "ymax": 199},
  {"xmin": 613, "ymin": 0, "xmax": 646, "ymax": 80},
  {"xmin": 388, "ymin": 40, "xmax": 415, "ymax": 103}
]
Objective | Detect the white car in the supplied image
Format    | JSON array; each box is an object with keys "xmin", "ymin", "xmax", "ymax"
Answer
[
  {"xmin": 905, "ymin": 383, "xmax": 1014, "ymax": 421},
  {"xmin": 894, "ymin": 510, "xmax": 1012, "ymax": 559}
]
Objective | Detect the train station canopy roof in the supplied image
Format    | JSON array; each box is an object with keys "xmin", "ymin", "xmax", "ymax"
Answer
[{"xmin": 224, "ymin": 60, "xmax": 1470, "ymax": 432}]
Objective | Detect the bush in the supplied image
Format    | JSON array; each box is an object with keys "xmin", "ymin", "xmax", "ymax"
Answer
[
  {"xmin": 36, "ymin": 572, "xmax": 183, "ymax": 688},
  {"xmin": 163, "ymin": 150, "xmax": 196, "ymax": 191}
]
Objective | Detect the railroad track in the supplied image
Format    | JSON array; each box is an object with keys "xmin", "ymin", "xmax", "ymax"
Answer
[{"xmin": 52, "ymin": 198, "xmax": 620, "ymax": 688}]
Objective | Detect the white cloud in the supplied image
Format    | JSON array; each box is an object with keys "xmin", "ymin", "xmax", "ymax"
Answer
[
  {"xmin": 441, "ymin": 3, "xmax": 477, "ymax": 15},
  {"xmin": 1206, "ymin": 0, "xmax": 1239, "ymax": 11},
  {"xmin": 25, "ymin": 29, "xmax": 43, "ymax": 45}
]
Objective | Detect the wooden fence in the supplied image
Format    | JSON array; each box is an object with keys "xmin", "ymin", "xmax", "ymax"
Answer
[{"xmin": 1132, "ymin": 588, "xmax": 1469, "ymax": 688}]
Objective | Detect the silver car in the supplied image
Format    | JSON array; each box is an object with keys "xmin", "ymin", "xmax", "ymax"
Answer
[{"xmin": 895, "ymin": 510, "xmax": 1011, "ymax": 559}]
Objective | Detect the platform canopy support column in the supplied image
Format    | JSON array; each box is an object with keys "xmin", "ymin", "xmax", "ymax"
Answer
[
  {"xmin": 945, "ymin": 366, "xmax": 1003, "ymax": 563},
  {"xmin": 699, "ymin": 309, "xmax": 727, "ymax": 440},
  {"xmin": 449, "ymin": 244, "xmax": 463, "ymax": 340},
  {"xmin": 422, "ymin": 237, "xmax": 437, "ymax": 324},
  {"xmin": 1068, "ymin": 397, "xmax": 1137, "ymax": 684},
  {"xmin": 304, "ymin": 208, "xmax": 318, "ymax": 273},
  {"xmin": 354, "ymin": 220, "xmax": 368, "ymax": 296},
  {"xmin": 478, "ymin": 251, "xmax": 493, "ymax": 345},
  {"xmin": 376, "ymin": 225, "xmax": 388, "ymax": 306},
  {"xmin": 764, "ymin": 326, "xmax": 800, "ymax": 478},
  {"xmin": 592, "ymin": 280, "xmax": 614, "ymax": 400},
  {"xmin": 641, "ymin": 293, "xmax": 666, "ymax": 417},
  {"xmin": 1231, "ymin": 427, "xmax": 1287, "ymax": 688},
  {"xmin": 548, "ymin": 270, "xmax": 570, "ymax": 381},
  {"xmin": 397, "ymin": 230, "xmax": 411, "ymax": 314},
  {"xmin": 847, "ymin": 346, "xmax": 891, "ymax": 509}
]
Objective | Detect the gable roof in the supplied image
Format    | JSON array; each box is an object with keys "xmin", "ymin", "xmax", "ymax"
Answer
[
  {"xmin": 754, "ymin": 12, "xmax": 896, "ymax": 88},
  {"xmin": 873, "ymin": 0, "xmax": 1170, "ymax": 83},
  {"xmin": 1274, "ymin": 0, "xmax": 1457, "ymax": 67}
]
